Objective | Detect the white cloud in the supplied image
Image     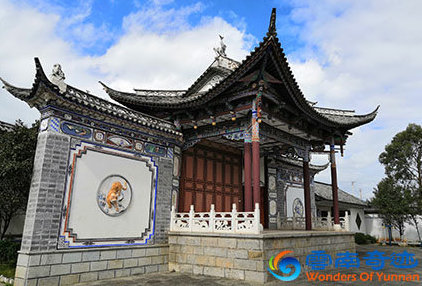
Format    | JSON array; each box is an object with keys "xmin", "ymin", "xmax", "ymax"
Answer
[
  {"xmin": 286, "ymin": 0, "xmax": 422, "ymax": 199},
  {"xmin": 2, "ymin": 0, "xmax": 419, "ymax": 200},
  {"xmin": 0, "ymin": 0, "xmax": 253, "ymax": 123}
]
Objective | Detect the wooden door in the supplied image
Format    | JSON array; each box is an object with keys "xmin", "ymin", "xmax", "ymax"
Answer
[{"xmin": 179, "ymin": 141, "xmax": 242, "ymax": 212}]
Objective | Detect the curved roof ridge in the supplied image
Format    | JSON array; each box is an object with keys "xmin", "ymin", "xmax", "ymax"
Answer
[
  {"xmin": 3, "ymin": 58, "xmax": 182, "ymax": 136},
  {"xmin": 314, "ymin": 181, "xmax": 367, "ymax": 206},
  {"xmin": 314, "ymin": 106, "xmax": 356, "ymax": 114},
  {"xmin": 0, "ymin": 77, "xmax": 32, "ymax": 100},
  {"xmin": 279, "ymin": 156, "xmax": 329, "ymax": 172}
]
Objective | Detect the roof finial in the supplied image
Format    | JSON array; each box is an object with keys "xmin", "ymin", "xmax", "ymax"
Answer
[
  {"xmin": 267, "ymin": 8, "xmax": 277, "ymax": 37},
  {"xmin": 49, "ymin": 64, "xmax": 67, "ymax": 93},
  {"xmin": 213, "ymin": 35, "xmax": 227, "ymax": 57}
]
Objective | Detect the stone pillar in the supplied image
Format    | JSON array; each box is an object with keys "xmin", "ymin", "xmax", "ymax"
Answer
[
  {"xmin": 251, "ymin": 100, "xmax": 260, "ymax": 211},
  {"xmin": 302, "ymin": 148, "xmax": 312, "ymax": 230},
  {"xmin": 244, "ymin": 129, "xmax": 253, "ymax": 211},
  {"xmin": 330, "ymin": 138, "xmax": 340, "ymax": 228},
  {"xmin": 15, "ymin": 126, "xmax": 70, "ymax": 286}
]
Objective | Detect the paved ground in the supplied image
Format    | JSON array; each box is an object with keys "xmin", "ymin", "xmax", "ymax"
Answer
[{"xmin": 77, "ymin": 244, "xmax": 422, "ymax": 286}]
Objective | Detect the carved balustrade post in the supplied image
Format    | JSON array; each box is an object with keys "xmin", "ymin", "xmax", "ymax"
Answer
[
  {"xmin": 327, "ymin": 211, "xmax": 332, "ymax": 230},
  {"xmin": 210, "ymin": 204, "xmax": 215, "ymax": 232},
  {"xmin": 253, "ymin": 203, "xmax": 260, "ymax": 233},
  {"xmin": 232, "ymin": 203, "xmax": 238, "ymax": 233},
  {"xmin": 189, "ymin": 205, "xmax": 194, "ymax": 232},
  {"xmin": 170, "ymin": 206, "xmax": 176, "ymax": 231},
  {"xmin": 344, "ymin": 211, "xmax": 350, "ymax": 231}
]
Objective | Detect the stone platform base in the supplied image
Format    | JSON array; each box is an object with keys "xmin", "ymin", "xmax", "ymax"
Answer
[
  {"xmin": 168, "ymin": 231, "xmax": 355, "ymax": 284},
  {"xmin": 14, "ymin": 245, "xmax": 168, "ymax": 286}
]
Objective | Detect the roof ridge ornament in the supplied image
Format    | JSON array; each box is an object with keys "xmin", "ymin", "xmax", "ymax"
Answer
[
  {"xmin": 267, "ymin": 8, "xmax": 277, "ymax": 37},
  {"xmin": 49, "ymin": 63, "xmax": 67, "ymax": 94},
  {"xmin": 213, "ymin": 35, "xmax": 227, "ymax": 57}
]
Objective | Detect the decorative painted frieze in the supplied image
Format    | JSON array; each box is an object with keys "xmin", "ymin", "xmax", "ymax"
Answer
[
  {"xmin": 107, "ymin": 135, "xmax": 132, "ymax": 149},
  {"xmin": 145, "ymin": 143, "xmax": 167, "ymax": 157},
  {"xmin": 61, "ymin": 121, "xmax": 92, "ymax": 139}
]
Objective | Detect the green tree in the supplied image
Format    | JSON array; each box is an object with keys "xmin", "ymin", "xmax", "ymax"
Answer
[
  {"xmin": 378, "ymin": 123, "xmax": 422, "ymax": 241},
  {"xmin": 0, "ymin": 120, "xmax": 38, "ymax": 239},
  {"xmin": 371, "ymin": 177, "xmax": 409, "ymax": 239}
]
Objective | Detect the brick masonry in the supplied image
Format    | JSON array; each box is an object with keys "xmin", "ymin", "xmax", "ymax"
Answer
[
  {"xmin": 153, "ymin": 157, "xmax": 174, "ymax": 245},
  {"xmin": 14, "ymin": 245, "xmax": 168, "ymax": 286},
  {"xmin": 15, "ymin": 111, "xmax": 177, "ymax": 285},
  {"xmin": 168, "ymin": 231, "xmax": 355, "ymax": 284},
  {"xmin": 20, "ymin": 131, "xmax": 70, "ymax": 252}
]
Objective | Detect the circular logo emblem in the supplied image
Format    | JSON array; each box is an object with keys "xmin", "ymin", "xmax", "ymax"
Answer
[
  {"xmin": 268, "ymin": 250, "xmax": 301, "ymax": 281},
  {"xmin": 97, "ymin": 175, "xmax": 132, "ymax": 216}
]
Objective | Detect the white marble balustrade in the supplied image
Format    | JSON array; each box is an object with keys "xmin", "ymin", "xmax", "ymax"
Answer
[{"xmin": 170, "ymin": 203, "xmax": 262, "ymax": 234}]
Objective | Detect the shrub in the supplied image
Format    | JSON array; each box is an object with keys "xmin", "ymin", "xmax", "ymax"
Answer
[
  {"xmin": 354, "ymin": 233, "xmax": 377, "ymax": 244},
  {"xmin": 354, "ymin": 232, "xmax": 368, "ymax": 244},
  {"xmin": 365, "ymin": 234, "xmax": 377, "ymax": 244},
  {"xmin": 0, "ymin": 240, "xmax": 20, "ymax": 264}
]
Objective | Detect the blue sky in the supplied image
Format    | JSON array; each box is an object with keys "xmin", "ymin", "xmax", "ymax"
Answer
[
  {"xmin": 1, "ymin": 0, "xmax": 421, "ymax": 199},
  {"xmin": 18, "ymin": 0, "xmax": 304, "ymax": 56}
]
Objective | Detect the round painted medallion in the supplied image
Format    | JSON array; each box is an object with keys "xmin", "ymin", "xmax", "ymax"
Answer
[
  {"xmin": 97, "ymin": 175, "xmax": 132, "ymax": 216},
  {"xmin": 293, "ymin": 198, "xmax": 304, "ymax": 217}
]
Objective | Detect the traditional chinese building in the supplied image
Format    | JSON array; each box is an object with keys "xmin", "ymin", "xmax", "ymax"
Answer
[
  {"xmin": 1, "ymin": 8, "xmax": 378, "ymax": 285},
  {"xmin": 101, "ymin": 8, "xmax": 378, "ymax": 230}
]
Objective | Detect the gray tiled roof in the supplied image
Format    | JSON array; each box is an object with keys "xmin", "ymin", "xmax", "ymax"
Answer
[
  {"xmin": 0, "ymin": 120, "xmax": 14, "ymax": 132},
  {"xmin": 314, "ymin": 181, "xmax": 367, "ymax": 206},
  {"xmin": 1, "ymin": 59, "xmax": 182, "ymax": 137},
  {"xmin": 101, "ymin": 22, "xmax": 378, "ymax": 130}
]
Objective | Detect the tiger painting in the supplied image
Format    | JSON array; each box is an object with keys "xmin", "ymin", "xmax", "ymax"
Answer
[{"xmin": 106, "ymin": 181, "xmax": 128, "ymax": 212}]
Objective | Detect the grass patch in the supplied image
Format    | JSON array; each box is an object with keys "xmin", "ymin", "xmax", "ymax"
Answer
[{"xmin": 0, "ymin": 263, "xmax": 15, "ymax": 279}]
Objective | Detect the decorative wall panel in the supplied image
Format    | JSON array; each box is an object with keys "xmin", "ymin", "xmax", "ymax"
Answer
[{"xmin": 59, "ymin": 141, "xmax": 157, "ymax": 248}]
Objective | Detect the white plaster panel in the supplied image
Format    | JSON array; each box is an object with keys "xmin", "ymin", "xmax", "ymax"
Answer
[
  {"xmin": 286, "ymin": 185, "xmax": 304, "ymax": 217},
  {"xmin": 365, "ymin": 214, "xmax": 422, "ymax": 242},
  {"xmin": 349, "ymin": 208, "xmax": 365, "ymax": 233},
  {"xmin": 62, "ymin": 143, "xmax": 156, "ymax": 246}
]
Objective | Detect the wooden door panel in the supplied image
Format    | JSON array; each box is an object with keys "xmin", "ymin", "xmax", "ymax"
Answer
[
  {"xmin": 216, "ymin": 195, "xmax": 223, "ymax": 212},
  {"xmin": 185, "ymin": 156, "xmax": 194, "ymax": 178},
  {"xmin": 179, "ymin": 141, "xmax": 243, "ymax": 212},
  {"xmin": 195, "ymin": 193, "xmax": 204, "ymax": 212},
  {"xmin": 224, "ymin": 196, "xmax": 231, "ymax": 211},
  {"xmin": 196, "ymin": 158, "xmax": 205, "ymax": 180}
]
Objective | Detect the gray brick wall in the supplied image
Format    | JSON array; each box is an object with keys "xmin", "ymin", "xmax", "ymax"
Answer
[
  {"xmin": 154, "ymin": 157, "xmax": 174, "ymax": 244},
  {"xmin": 20, "ymin": 131, "xmax": 70, "ymax": 253},
  {"xmin": 15, "ymin": 112, "xmax": 179, "ymax": 285},
  {"xmin": 276, "ymin": 167, "xmax": 285, "ymax": 226},
  {"xmin": 14, "ymin": 245, "xmax": 168, "ymax": 286}
]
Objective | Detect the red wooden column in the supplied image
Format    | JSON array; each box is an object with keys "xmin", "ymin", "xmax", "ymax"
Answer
[
  {"xmin": 303, "ymin": 148, "xmax": 312, "ymax": 230},
  {"xmin": 252, "ymin": 99, "xmax": 261, "ymax": 209},
  {"xmin": 244, "ymin": 129, "xmax": 253, "ymax": 212},
  {"xmin": 330, "ymin": 138, "xmax": 340, "ymax": 226}
]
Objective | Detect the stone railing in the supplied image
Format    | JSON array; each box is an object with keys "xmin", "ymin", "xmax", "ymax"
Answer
[
  {"xmin": 278, "ymin": 212, "xmax": 350, "ymax": 231},
  {"xmin": 170, "ymin": 203, "xmax": 262, "ymax": 234}
]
